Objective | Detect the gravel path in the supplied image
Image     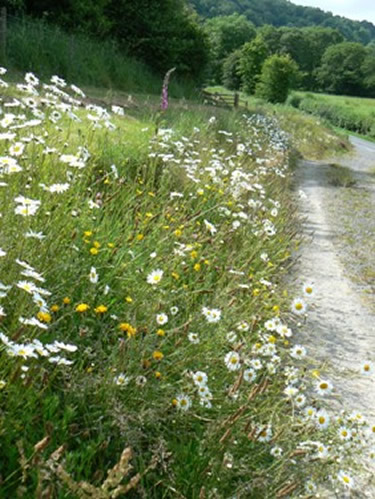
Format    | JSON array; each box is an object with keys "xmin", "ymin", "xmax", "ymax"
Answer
[{"xmin": 295, "ymin": 136, "xmax": 375, "ymax": 497}]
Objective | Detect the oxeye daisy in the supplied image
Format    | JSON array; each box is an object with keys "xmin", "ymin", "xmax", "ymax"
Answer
[
  {"xmin": 89, "ymin": 266, "xmax": 98, "ymax": 284},
  {"xmin": 291, "ymin": 297, "xmax": 307, "ymax": 315},
  {"xmin": 305, "ymin": 481, "xmax": 317, "ymax": 494},
  {"xmin": 175, "ymin": 394, "xmax": 192, "ymax": 411},
  {"xmin": 337, "ymin": 470, "xmax": 354, "ymax": 489},
  {"xmin": 315, "ymin": 379, "xmax": 333, "ymax": 396},
  {"xmin": 338, "ymin": 426, "xmax": 351, "ymax": 441},
  {"xmin": 290, "ymin": 345, "xmax": 307, "ymax": 360},
  {"xmin": 192, "ymin": 371, "xmax": 208, "ymax": 386},
  {"xmin": 284, "ymin": 385, "xmax": 298, "ymax": 398},
  {"xmin": 315, "ymin": 409, "xmax": 330, "ymax": 430},
  {"xmin": 188, "ymin": 332, "xmax": 200, "ymax": 344},
  {"xmin": 224, "ymin": 351, "xmax": 241, "ymax": 371},
  {"xmin": 147, "ymin": 269, "xmax": 164, "ymax": 285},
  {"xmin": 244, "ymin": 368, "xmax": 256, "ymax": 383},
  {"xmin": 202, "ymin": 307, "xmax": 221, "ymax": 323},
  {"xmin": 270, "ymin": 446, "xmax": 283, "ymax": 458},
  {"xmin": 302, "ymin": 282, "xmax": 314, "ymax": 297},
  {"xmin": 256, "ymin": 425, "xmax": 272, "ymax": 442},
  {"xmin": 295, "ymin": 393, "xmax": 306, "ymax": 407},
  {"xmin": 156, "ymin": 313, "xmax": 168, "ymax": 325},
  {"xmin": 114, "ymin": 373, "xmax": 130, "ymax": 386},
  {"xmin": 304, "ymin": 406, "xmax": 316, "ymax": 419},
  {"xmin": 361, "ymin": 361, "xmax": 373, "ymax": 375}
]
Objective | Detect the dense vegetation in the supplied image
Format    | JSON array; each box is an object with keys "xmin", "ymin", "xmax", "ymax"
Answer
[
  {"xmin": 189, "ymin": 0, "xmax": 375, "ymax": 45},
  {"xmin": 4, "ymin": 0, "xmax": 209, "ymax": 81},
  {"xmin": 1, "ymin": 63, "xmax": 369, "ymax": 499},
  {"xmin": 289, "ymin": 92, "xmax": 375, "ymax": 139}
]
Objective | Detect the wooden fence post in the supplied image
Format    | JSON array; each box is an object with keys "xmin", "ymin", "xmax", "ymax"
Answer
[
  {"xmin": 234, "ymin": 92, "xmax": 239, "ymax": 108},
  {"xmin": 0, "ymin": 7, "xmax": 6, "ymax": 65}
]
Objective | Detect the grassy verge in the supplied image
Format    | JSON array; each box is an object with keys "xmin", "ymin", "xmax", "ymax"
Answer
[
  {"xmin": 5, "ymin": 15, "xmax": 198, "ymax": 99},
  {"xmin": 204, "ymin": 86, "xmax": 351, "ymax": 159},
  {"xmin": 0, "ymin": 70, "xmax": 370, "ymax": 497},
  {"xmin": 288, "ymin": 91, "xmax": 375, "ymax": 141}
]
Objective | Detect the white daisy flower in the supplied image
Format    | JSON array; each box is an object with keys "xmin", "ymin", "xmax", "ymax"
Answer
[
  {"xmin": 170, "ymin": 306, "xmax": 179, "ymax": 315},
  {"xmin": 290, "ymin": 345, "xmax": 307, "ymax": 360},
  {"xmin": 202, "ymin": 307, "xmax": 221, "ymax": 323},
  {"xmin": 89, "ymin": 266, "xmax": 98, "ymax": 284},
  {"xmin": 361, "ymin": 361, "xmax": 373, "ymax": 375},
  {"xmin": 302, "ymin": 282, "xmax": 314, "ymax": 297},
  {"xmin": 147, "ymin": 269, "xmax": 164, "ymax": 285},
  {"xmin": 337, "ymin": 470, "xmax": 354, "ymax": 489},
  {"xmin": 244, "ymin": 368, "xmax": 256, "ymax": 382},
  {"xmin": 315, "ymin": 379, "xmax": 333, "ymax": 397},
  {"xmin": 291, "ymin": 297, "xmax": 307, "ymax": 315},
  {"xmin": 338, "ymin": 426, "xmax": 352, "ymax": 441},
  {"xmin": 175, "ymin": 394, "xmax": 192, "ymax": 411},
  {"xmin": 315, "ymin": 409, "xmax": 330, "ymax": 430},
  {"xmin": 224, "ymin": 351, "xmax": 241, "ymax": 371},
  {"xmin": 188, "ymin": 333, "xmax": 200, "ymax": 344},
  {"xmin": 192, "ymin": 371, "xmax": 208, "ymax": 386},
  {"xmin": 114, "ymin": 373, "xmax": 130, "ymax": 386},
  {"xmin": 156, "ymin": 313, "xmax": 168, "ymax": 325}
]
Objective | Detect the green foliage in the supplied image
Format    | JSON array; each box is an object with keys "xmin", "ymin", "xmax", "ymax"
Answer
[
  {"xmin": 105, "ymin": 0, "xmax": 209, "ymax": 79},
  {"xmin": 239, "ymin": 36, "xmax": 269, "ymax": 94},
  {"xmin": 289, "ymin": 92, "xmax": 375, "ymax": 138},
  {"xmin": 6, "ymin": 16, "xmax": 199, "ymax": 98},
  {"xmin": 204, "ymin": 14, "xmax": 256, "ymax": 82},
  {"xmin": 5, "ymin": 0, "xmax": 210, "ymax": 80},
  {"xmin": 189, "ymin": 0, "xmax": 375, "ymax": 44},
  {"xmin": 255, "ymin": 54, "xmax": 299, "ymax": 103},
  {"xmin": 222, "ymin": 49, "xmax": 242, "ymax": 90},
  {"xmin": 316, "ymin": 42, "xmax": 368, "ymax": 95}
]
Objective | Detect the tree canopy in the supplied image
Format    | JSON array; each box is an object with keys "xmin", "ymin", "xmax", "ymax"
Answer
[{"xmin": 189, "ymin": 0, "xmax": 375, "ymax": 45}]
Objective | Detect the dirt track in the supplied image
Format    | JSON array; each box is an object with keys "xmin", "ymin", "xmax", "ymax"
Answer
[{"xmin": 296, "ymin": 136, "xmax": 375, "ymax": 497}]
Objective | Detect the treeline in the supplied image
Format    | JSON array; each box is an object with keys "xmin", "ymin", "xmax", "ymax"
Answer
[
  {"xmin": 204, "ymin": 15, "xmax": 375, "ymax": 100},
  {"xmin": 4, "ymin": 0, "xmax": 375, "ymax": 102},
  {"xmin": 189, "ymin": 0, "xmax": 375, "ymax": 45},
  {"xmin": 3, "ymin": 0, "xmax": 209, "ymax": 81}
]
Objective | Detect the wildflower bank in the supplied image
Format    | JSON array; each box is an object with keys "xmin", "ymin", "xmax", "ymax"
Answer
[{"xmin": 0, "ymin": 69, "xmax": 370, "ymax": 497}]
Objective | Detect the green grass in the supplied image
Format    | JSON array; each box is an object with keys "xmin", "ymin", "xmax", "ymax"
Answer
[
  {"xmin": 0, "ymin": 70, "xmax": 369, "ymax": 498},
  {"xmin": 289, "ymin": 91, "xmax": 375, "ymax": 140},
  {"xmin": 326, "ymin": 163, "xmax": 357, "ymax": 187},
  {"xmin": 204, "ymin": 86, "xmax": 351, "ymax": 159},
  {"xmin": 5, "ymin": 15, "xmax": 198, "ymax": 99}
]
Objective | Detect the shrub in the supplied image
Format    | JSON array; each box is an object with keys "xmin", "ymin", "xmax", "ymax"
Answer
[{"xmin": 255, "ymin": 54, "xmax": 299, "ymax": 103}]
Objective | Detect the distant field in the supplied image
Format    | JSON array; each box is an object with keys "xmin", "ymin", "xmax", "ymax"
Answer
[{"xmin": 290, "ymin": 92, "xmax": 375, "ymax": 139}]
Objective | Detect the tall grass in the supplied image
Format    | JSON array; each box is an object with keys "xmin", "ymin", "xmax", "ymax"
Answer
[
  {"xmin": 0, "ymin": 69, "xmax": 369, "ymax": 497},
  {"xmin": 288, "ymin": 92, "xmax": 375, "ymax": 139},
  {"xmin": 6, "ymin": 15, "xmax": 198, "ymax": 98}
]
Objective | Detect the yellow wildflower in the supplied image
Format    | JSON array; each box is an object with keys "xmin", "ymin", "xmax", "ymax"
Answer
[
  {"xmin": 94, "ymin": 305, "xmax": 108, "ymax": 314},
  {"xmin": 152, "ymin": 351, "xmax": 164, "ymax": 361},
  {"xmin": 76, "ymin": 303, "xmax": 90, "ymax": 313},
  {"xmin": 37, "ymin": 311, "xmax": 52, "ymax": 323},
  {"xmin": 90, "ymin": 247, "xmax": 98, "ymax": 255},
  {"xmin": 119, "ymin": 322, "xmax": 137, "ymax": 337}
]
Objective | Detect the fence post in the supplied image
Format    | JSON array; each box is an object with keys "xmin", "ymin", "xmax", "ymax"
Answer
[
  {"xmin": 234, "ymin": 92, "xmax": 239, "ymax": 109},
  {"xmin": 0, "ymin": 7, "xmax": 6, "ymax": 65}
]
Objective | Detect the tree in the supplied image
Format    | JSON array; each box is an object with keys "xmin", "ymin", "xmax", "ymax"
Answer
[
  {"xmin": 222, "ymin": 49, "xmax": 242, "ymax": 90},
  {"xmin": 239, "ymin": 36, "xmax": 269, "ymax": 94},
  {"xmin": 105, "ymin": 0, "xmax": 209, "ymax": 79},
  {"xmin": 204, "ymin": 14, "xmax": 256, "ymax": 82},
  {"xmin": 255, "ymin": 54, "xmax": 299, "ymax": 103},
  {"xmin": 316, "ymin": 42, "xmax": 368, "ymax": 95},
  {"xmin": 361, "ymin": 46, "xmax": 375, "ymax": 96}
]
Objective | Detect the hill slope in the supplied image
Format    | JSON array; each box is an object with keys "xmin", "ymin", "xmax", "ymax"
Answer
[{"xmin": 189, "ymin": 0, "xmax": 375, "ymax": 44}]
